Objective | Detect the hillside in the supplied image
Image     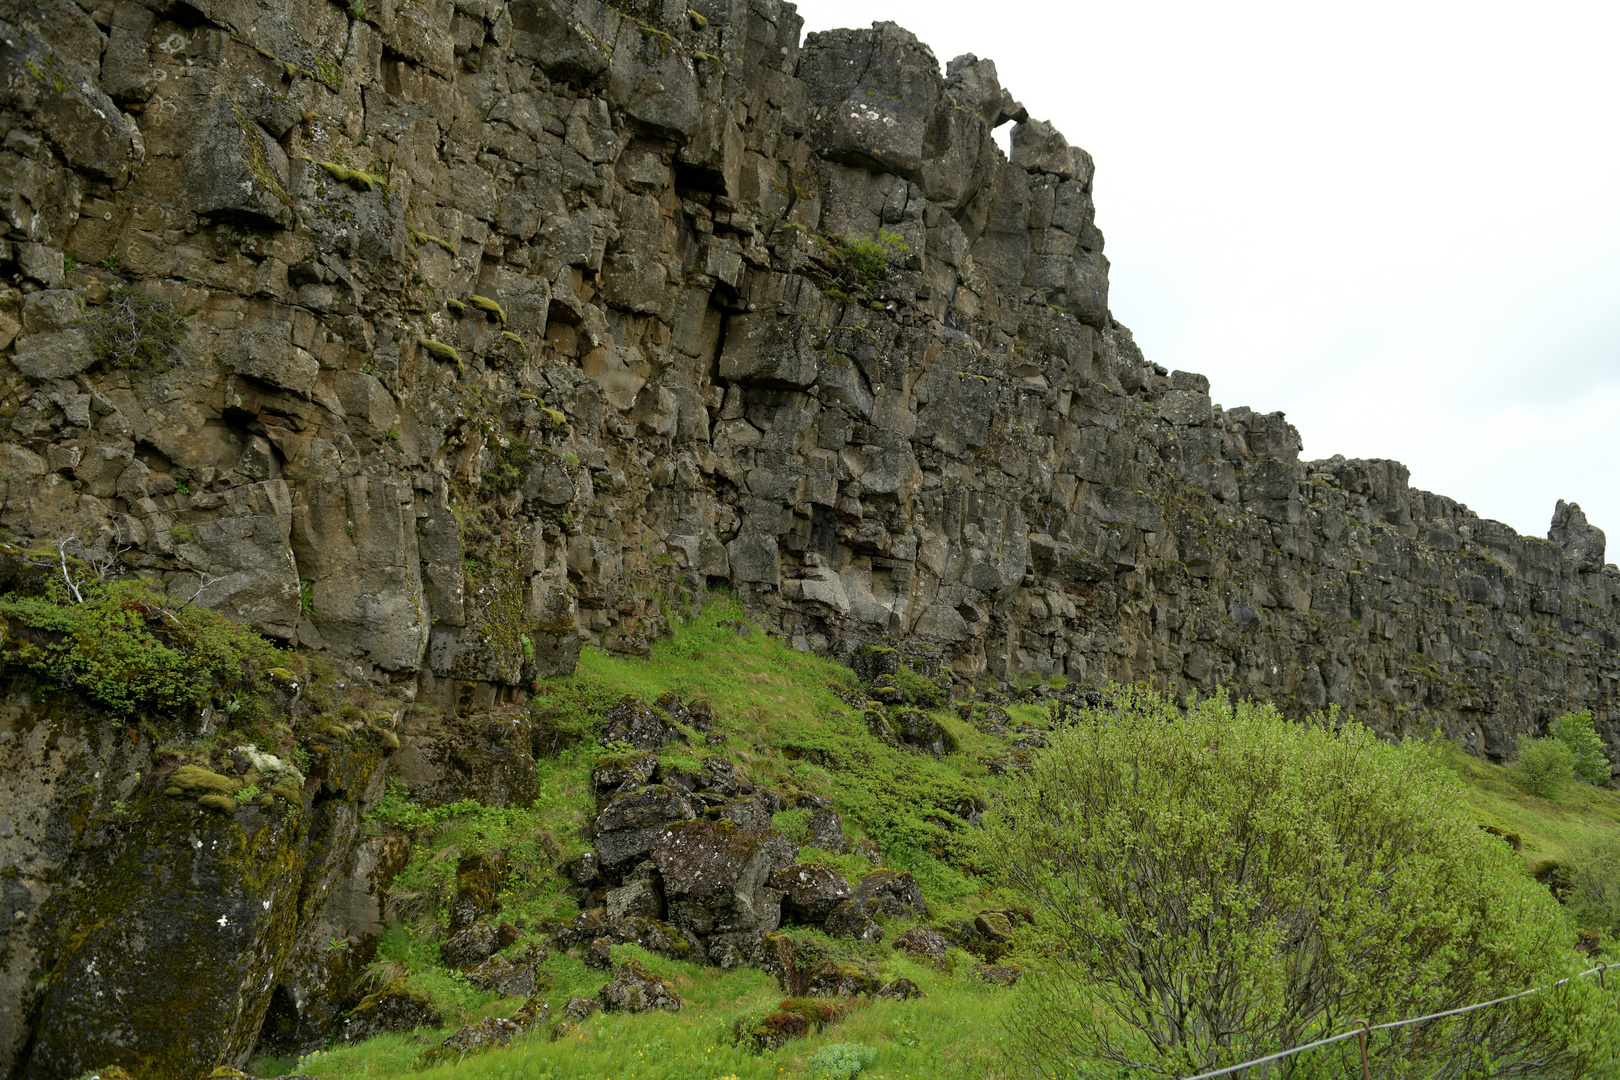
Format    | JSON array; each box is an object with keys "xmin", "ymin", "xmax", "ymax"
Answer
[
  {"xmin": 248, "ymin": 593, "xmax": 1048, "ymax": 1079},
  {"xmin": 233, "ymin": 594, "xmax": 1618, "ymax": 1080}
]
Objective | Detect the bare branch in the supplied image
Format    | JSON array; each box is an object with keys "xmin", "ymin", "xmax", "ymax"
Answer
[
  {"xmin": 175, "ymin": 569, "xmax": 227, "ymax": 613},
  {"xmin": 55, "ymin": 538, "xmax": 84, "ymax": 604}
]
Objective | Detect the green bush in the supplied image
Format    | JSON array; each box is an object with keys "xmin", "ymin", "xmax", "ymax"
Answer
[
  {"xmin": 1550, "ymin": 709, "xmax": 1612, "ymax": 785},
  {"xmin": 979, "ymin": 689, "xmax": 1617, "ymax": 1079},
  {"xmin": 0, "ymin": 577, "xmax": 277, "ymax": 713},
  {"xmin": 1513, "ymin": 734, "xmax": 1576, "ymax": 798},
  {"xmin": 893, "ymin": 663, "xmax": 946, "ymax": 709},
  {"xmin": 1565, "ymin": 833, "xmax": 1620, "ymax": 935},
  {"xmin": 833, "ymin": 229, "xmax": 909, "ymax": 290},
  {"xmin": 806, "ymin": 1042, "xmax": 876, "ymax": 1079}
]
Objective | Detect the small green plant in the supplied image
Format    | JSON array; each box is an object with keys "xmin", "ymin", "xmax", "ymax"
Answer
[
  {"xmin": 100, "ymin": 255, "xmax": 119, "ymax": 271},
  {"xmin": 1512, "ymin": 734, "xmax": 1575, "ymax": 798},
  {"xmin": 170, "ymin": 523, "xmax": 195, "ymax": 543},
  {"xmin": 234, "ymin": 784, "xmax": 261, "ymax": 803},
  {"xmin": 385, "ymin": 427, "xmax": 400, "ymax": 441},
  {"xmin": 806, "ymin": 1043, "xmax": 877, "ymax": 1080},
  {"xmin": 481, "ymin": 439, "xmax": 532, "ymax": 492},
  {"xmin": 299, "ymin": 580, "xmax": 314, "ymax": 615},
  {"xmin": 833, "ymin": 228, "xmax": 909, "ymax": 291},
  {"xmin": 174, "ymin": 480, "xmax": 191, "ymax": 495},
  {"xmin": 62, "ymin": 254, "xmax": 77, "ymax": 273},
  {"xmin": 87, "ymin": 284, "xmax": 193, "ymax": 370},
  {"xmin": 770, "ymin": 807, "xmax": 813, "ymax": 843},
  {"xmin": 349, "ymin": 0, "xmax": 365, "ymax": 16},
  {"xmin": 344, "ymin": 522, "xmax": 355, "ymax": 538},
  {"xmin": 1550, "ymin": 709, "xmax": 1611, "ymax": 785}
]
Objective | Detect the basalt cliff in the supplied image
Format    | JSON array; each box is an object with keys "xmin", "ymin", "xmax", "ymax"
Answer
[{"xmin": 0, "ymin": 0, "xmax": 1616, "ymax": 1073}]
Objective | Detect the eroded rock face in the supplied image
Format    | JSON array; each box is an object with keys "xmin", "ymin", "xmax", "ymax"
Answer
[
  {"xmin": 0, "ymin": 0, "xmax": 1607, "ymax": 792},
  {"xmin": 2, "ymin": 0, "xmax": 1619, "ymax": 1070},
  {"xmin": 770, "ymin": 862, "xmax": 853, "ymax": 924}
]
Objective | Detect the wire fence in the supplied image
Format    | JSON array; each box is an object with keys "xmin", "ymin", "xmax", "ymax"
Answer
[{"xmin": 1179, "ymin": 962, "xmax": 1613, "ymax": 1080}]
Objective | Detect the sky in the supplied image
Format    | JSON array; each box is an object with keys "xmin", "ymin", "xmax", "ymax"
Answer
[{"xmin": 797, "ymin": 0, "xmax": 1620, "ymax": 546}]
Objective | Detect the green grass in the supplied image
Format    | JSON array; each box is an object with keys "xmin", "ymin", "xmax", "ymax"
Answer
[
  {"xmin": 248, "ymin": 593, "xmax": 1043, "ymax": 1078},
  {"xmin": 282, "ymin": 940, "xmax": 1017, "ymax": 1080},
  {"xmin": 1437, "ymin": 739, "xmax": 1620, "ymax": 875},
  {"xmin": 250, "ymin": 594, "xmax": 1619, "ymax": 1079}
]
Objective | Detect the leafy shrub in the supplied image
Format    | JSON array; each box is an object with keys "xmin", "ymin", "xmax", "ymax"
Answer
[
  {"xmin": 833, "ymin": 229, "xmax": 909, "ymax": 290},
  {"xmin": 770, "ymin": 807, "xmax": 812, "ymax": 843},
  {"xmin": 979, "ymin": 688, "xmax": 1616, "ymax": 1079},
  {"xmin": 1513, "ymin": 734, "xmax": 1576, "ymax": 798},
  {"xmin": 87, "ymin": 284, "xmax": 192, "ymax": 369},
  {"xmin": 1565, "ymin": 833, "xmax": 1620, "ymax": 935},
  {"xmin": 807, "ymin": 1042, "xmax": 877, "ymax": 1079},
  {"xmin": 1550, "ymin": 709, "xmax": 1611, "ymax": 785},
  {"xmin": 0, "ymin": 577, "xmax": 276, "ymax": 713}
]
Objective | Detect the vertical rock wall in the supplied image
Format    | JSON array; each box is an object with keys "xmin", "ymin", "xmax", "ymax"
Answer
[
  {"xmin": 0, "ymin": 2, "xmax": 1617, "ymax": 1070},
  {"xmin": 2, "ymin": 0, "xmax": 1615, "ymax": 754}
]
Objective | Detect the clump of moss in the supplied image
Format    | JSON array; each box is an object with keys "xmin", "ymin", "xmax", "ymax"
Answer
[
  {"xmin": 418, "ymin": 338, "xmax": 460, "ymax": 365},
  {"xmin": 315, "ymin": 161, "xmax": 386, "ymax": 191},
  {"xmin": 87, "ymin": 285, "xmax": 193, "ymax": 370},
  {"xmin": 542, "ymin": 407, "xmax": 568, "ymax": 431},
  {"xmin": 445, "ymin": 297, "xmax": 467, "ymax": 315},
  {"xmin": 411, "ymin": 228, "xmax": 458, "ymax": 256},
  {"xmin": 502, "ymin": 330, "xmax": 526, "ymax": 352},
  {"xmin": 163, "ymin": 764, "xmax": 242, "ymax": 799},
  {"xmin": 467, "ymin": 295, "xmax": 507, "ymax": 324}
]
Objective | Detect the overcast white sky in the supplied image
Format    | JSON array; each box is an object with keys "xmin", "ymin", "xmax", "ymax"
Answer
[{"xmin": 799, "ymin": 0, "xmax": 1620, "ymax": 546}]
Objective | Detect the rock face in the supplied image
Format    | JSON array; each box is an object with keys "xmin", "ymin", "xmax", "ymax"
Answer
[
  {"xmin": 0, "ymin": 0, "xmax": 1614, "ymax": 762},
  {"xmin": 1, "ymin": 0, "xmax": 1618, "ymax": 1072}
]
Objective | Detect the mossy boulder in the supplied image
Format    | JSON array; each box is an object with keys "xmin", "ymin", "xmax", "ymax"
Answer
[
  {"xmin": 340, "ymin": 978, "xmax": 442, "ymax": 1043},
  {"xmin": 24, "ymin": 795, "xmax": 308, "ymax": 1079},
  {"xmin": 598, "ymin": 958, "xmax": 681, "ymax": 1013},
  {"xmin": 652, "ymin": 818, "xmax": 798, "ymax": 945}
]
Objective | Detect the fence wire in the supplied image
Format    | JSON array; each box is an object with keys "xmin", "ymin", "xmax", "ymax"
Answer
[{"xmin": 1178, "ymin": 963, "xmax": 1613, "ymax": 1080}]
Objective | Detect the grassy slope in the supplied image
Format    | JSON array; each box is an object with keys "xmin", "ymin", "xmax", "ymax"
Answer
[
  {"xmin": 255, "ymin": 593, "xmax": 1047, "ymax": 1079},
  {"xmin": 252, "ymin": 595, "xmax": 1620, "ymax": 1080},
  {"xmin": 1437, "ymin": 740, "xmax": 1620, "ymax": 875}
]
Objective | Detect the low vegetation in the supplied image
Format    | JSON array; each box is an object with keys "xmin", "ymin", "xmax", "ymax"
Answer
[
  {"xmin": 13, "ymin": 587, "xmax": 1570, "ymax": 1080},
  {"xmin": 980, "ymin": 691, "xmax": 1618, "ymax": 1078},
  {"xmin": 86, "ymin": 283, "xmax": 192, "ymax": 369}
]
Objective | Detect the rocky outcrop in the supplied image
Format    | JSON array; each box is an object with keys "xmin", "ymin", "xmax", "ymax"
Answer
[
  {"xmin": 0, "ymin": 0, "xmax": 1609, "ymax": 786},
  {"xmin": 1, "ymin": 0, "xmax": 1618, "ymax": 1072}
]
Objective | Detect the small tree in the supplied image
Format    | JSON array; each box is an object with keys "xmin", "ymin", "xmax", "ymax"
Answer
[
  {"xmin": 1513, "ymin": 734, "xmax": 1576, "ymax": 798},
  {"xmin": 979, "ymin": 689, "xmax": 1617, "ymax": 1079},
  {"xmin": 1550, "ymin": 710, "xmax": 1612, "ymax": 785}
]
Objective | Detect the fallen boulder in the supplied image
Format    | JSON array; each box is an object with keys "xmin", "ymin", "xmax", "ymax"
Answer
[
  {"xmin": 769, "ymin": 863, "xmax": 853, "ymax": 924},
  {"xmin": 340, "ymin": 978, "xmax": 442, "ymax": 1043},
  {"xmin": 599, "ymin": 959, "xmax": 682, "ymax": 1013}
]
